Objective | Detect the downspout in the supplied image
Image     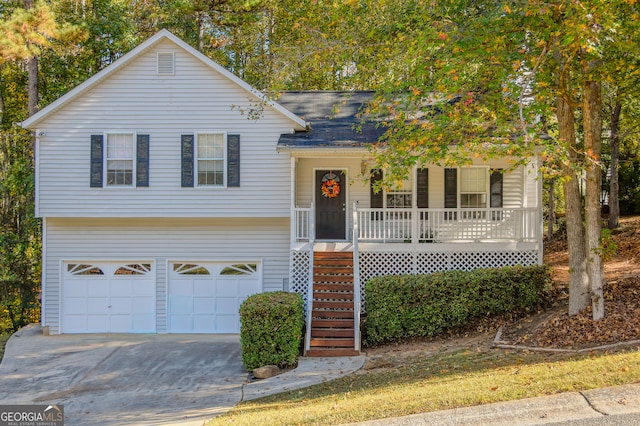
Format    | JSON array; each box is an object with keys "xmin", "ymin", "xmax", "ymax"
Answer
[{"xmin": 352, "ymin": 202, "xmax": 361, "ymax": 352}]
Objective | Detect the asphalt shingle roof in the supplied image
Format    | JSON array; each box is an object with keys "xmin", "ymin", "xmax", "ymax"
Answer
[{"xmin": 276, "ymin": 91, "xmax": 386, "ymax": 149}]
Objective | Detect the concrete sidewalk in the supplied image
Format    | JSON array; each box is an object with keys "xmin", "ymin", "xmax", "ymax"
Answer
[{"xmin": 348, "ymin": 383, "xmax": 640, "ymax": 425}]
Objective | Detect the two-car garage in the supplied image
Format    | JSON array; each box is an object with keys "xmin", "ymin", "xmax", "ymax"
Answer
[{"xmin": 60, "ymin": 260, "xmax": 262, "ymax": 334}]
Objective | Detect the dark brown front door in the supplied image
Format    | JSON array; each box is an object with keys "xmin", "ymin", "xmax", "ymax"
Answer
[{"xmin": 315, "ymin": 170, "xmax": 346, "ymax": 240}]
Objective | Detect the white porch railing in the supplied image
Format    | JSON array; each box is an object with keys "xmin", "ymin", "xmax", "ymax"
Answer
[{"xmin": 294, "ymin": 207, "xmax": 540, "ymax": 243}]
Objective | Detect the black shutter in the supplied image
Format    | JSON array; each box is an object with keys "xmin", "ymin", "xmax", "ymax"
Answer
[
  {"xmin": 490, "ymin": 169, "xmax": 503, "ymax": 208},
  {"xmin": 444, "ymin": 168, "xmax": 457, "ymax": 208},
  {"xmin": 90, "ymin": 135, "xmax": 103, "ymax": 188},
  {"xmin": 136, "ymin": 134, "xmax": 150, "ymax": 187},
  {"xmin": 490, "ymin": 169, "xmax": 504, "ymax": 220},
  {"xmin": 370, "ymin": 169, "xmax": 383, "ymax": 208},
  {"xmin": 181, "ymin": 134, "xmax": 194, "ymax": 187},
  {"xmin": 227, "ymin": 134, "xmax": 240, "ymax": 187},
  {"xmin": 417, "ymin": 168, "xmax": 429, "ymax": 208}
]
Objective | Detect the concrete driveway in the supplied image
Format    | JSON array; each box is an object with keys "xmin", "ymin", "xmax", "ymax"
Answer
[{"xmin": 0, "ymin": 325, "xmax": 247, "ymax": 425}]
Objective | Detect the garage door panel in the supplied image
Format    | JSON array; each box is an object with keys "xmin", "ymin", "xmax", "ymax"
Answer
[
  {"xmin": 168, "ymin": 261, "xmax": 262, "ymax": 333},
  {"xmin": 133, "ymin": 314, "xmax": 156, "ymax": 331},
  {"xmin": 193, "ymin": 297, "xmax": 214, "ymax": 313},
  {"xmin": 133, "ymin": 280, "xmax": 155, "ymax": 296},
  {"xmin": 216, "ymin": 298, "xmax": 238, "ymax": 315},
  {"xmin": 63, "ymin": 281, "xmax": 88, "ymax": 298},
  {"xmin": 110, "ymin": 315, "xmax": 133, "ymax": 333},
  {"xmin": 87, "ymin": 281, "xmax": 110, "ymax": 297},
  {"xmin": 87, "ymin": 315, "xmax": 110, "ymax": 332},
  {"xmin": 216, "ymin": 279, "xmax": 239, "ymax": 297},
  {"xmin": 62, "ymin": 261, "xmax": 156, "ymax": 334},
  {"xmin": 215, "ymin": 316, "xmax": 237, "ymax": 334},
  {"xmin": 110, "ymin": 298, "xmax": 133, "ymax": 314},
  {"xmin": 193, "ymin": 315, "xmax": 215, "ymax": 332},
  {"xmin": 133, "ymin": 296, "xmax": 155, "ymax": 313},
  {"xmin": 193, "ymin": 281, "xmax": 215, "ymax": 297},
  {"xmin": 87, "ymin": 297, "xmax": 109, "ymax": 313}
]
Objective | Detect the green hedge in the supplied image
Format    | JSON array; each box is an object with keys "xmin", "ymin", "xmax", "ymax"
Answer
[
  {"xmin": 239, "ymin": 291, "xmax": 304, "ymax": 371},
  {"xmin": 363, "ymin": 265, "xmax": 552, "ymax": 346}
]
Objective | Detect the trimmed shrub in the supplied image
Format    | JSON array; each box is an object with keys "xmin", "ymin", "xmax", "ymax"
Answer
[
  {"xmin": 363, "ymin": 265, "xmax": 552, "ymax": 346},
  {"xmin": 239, "ymin": 291, "xmax": 304, "ymax": 371}
]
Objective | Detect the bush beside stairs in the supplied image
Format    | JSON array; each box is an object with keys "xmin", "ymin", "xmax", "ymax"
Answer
[{"xmin": 306, "ymin": 251, "xmax": 360, "ymax": 357}]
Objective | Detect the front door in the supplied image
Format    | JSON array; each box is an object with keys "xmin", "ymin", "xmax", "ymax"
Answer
[{"xmin": 315, "ymin": 170, "xmax": 346, "ymax": 240}]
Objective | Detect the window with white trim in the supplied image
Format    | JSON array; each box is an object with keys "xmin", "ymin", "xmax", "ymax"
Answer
[
  {"xmin": 196, "ymin": 133, "xmax": 225, "ymax": 186},
  {"xmin": 106, "ymin": 133, "xmax": 134, "ymax": 186},
  {"xmin": 385, "ymin": 176, "xmax": 413, "ymax": 208},
  {"xmin": 460, "ymin": 167, "xmax": 488, "ymax": 208}
]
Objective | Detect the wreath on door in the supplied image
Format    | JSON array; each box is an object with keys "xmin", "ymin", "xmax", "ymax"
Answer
[{"xmin": 321, "ymin": 172, "xmax": 341, "ymax": 198}]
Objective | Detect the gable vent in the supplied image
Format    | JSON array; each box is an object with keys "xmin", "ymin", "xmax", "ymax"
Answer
[{"xmin": 157, "ymin": 52, "xmax": 175, "ymax": 75}]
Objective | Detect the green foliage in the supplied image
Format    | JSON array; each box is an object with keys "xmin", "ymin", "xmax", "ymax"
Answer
[
  {"xmin": 0, "ymin": 129, "xmax": 41, "ymax": 334},
  {"xmin": 239, "ymin": 291, "xmax": 304, "ymax": 371},
  {"xmin": 363, "ymin": 265, "xmax": 552, "ymax": 346}
]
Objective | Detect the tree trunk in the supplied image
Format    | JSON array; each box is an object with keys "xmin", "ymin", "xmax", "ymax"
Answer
[
  {"xmin": 608, "ymin": 100, "xmax": 622, "ymax": 229},
  {"xmin": 583, "ymin": 80, "xmax": 605, "ymax": 321},
  {"xmin": 24, "ymin": 0, "xmax": 38, "ymax": 117},
  {"xmin": 547, "ymin": 178, "xmax": 556, "ymax": 240},
  {"xmin": 557, "ymin": 96, "xmax": 589, "ymax": 315}
]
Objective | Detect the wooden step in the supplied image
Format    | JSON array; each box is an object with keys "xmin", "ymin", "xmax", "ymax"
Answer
[
  {"xmin": 312, "ymin": 310, "xmax": 354, "ymax": 319},
  {"xmin": 311, "ymin": 318, "xmax": 354, "ymax": 328},
  {"xmin": 313, "ymin": 282, "xmax": 354, "ymax": 291},
  {"xmin": 314, "ymin": 258, "xmax": 353, "ymax": 267},
  {"xmin": 312, "ymin": 300, "xmax": 354, "ymax": 310},
  {"xmin": 311, "ymin": 328, "xmax": 354, "ymax": 338},
  {"xmin": 314, "ymin": 266, "xmax": 354, "ymax": 275},
  {"xmin": 314, "ymin": 251, "xmax": 353, "ymax": 259},
  {"xmin": 306, "ymin": 348, "xmax": 360, "ymax": 357},
  {"xmin": 310, "ymin": 338, "xmax": 355, "ymax": 347},
  {"xmin": 313, "ymin": 291, "xmax": 354, "ymax": 300}
]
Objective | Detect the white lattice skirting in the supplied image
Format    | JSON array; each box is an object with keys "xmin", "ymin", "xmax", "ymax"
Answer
[{"xmin": 290, "ymin": 249, "xmax": 539, "ymax": 309}]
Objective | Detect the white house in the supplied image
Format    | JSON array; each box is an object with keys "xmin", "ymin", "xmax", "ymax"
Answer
[{"xmin": 22, "ymin": 30, "xmax": 542, "ymax": 356}]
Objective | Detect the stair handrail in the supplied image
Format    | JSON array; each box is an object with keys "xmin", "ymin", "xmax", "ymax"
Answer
[
  {"xmin": 304, "ymin": 203, "xmax": 315, "ymax": 354},
  {"xmin": 352, "ymin": 202, "xmax": 361, "ymax": 352}
]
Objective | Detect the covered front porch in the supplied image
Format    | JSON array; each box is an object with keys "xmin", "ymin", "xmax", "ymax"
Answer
[{"xmin": 285, "ymin": 156, "xmax": 543, "ymax": 356}]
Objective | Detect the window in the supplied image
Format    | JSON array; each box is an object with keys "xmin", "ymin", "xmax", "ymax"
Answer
[
  {"xmin": 106, "ymin": 133, "xmax": 134, "ymax": 186},
  {"xmin": 460, "ymin": 167, "xmax": 487, "ymax": 208},
  {"xmin": 196, "ymin": 133, "xmax": 225, "ymax": 186},
  {"xmin": 386, "ymin": 176, "xmax": 412, "ymax": 208}
]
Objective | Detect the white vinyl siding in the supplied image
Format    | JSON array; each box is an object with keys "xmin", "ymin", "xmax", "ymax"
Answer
[
  {"xmin": 34, "ymin": 38, "xmax": 297, "ymax": 218},
  {"xmin": 42, "ymin": 217, "xmax": 290, "ymax": 334}
]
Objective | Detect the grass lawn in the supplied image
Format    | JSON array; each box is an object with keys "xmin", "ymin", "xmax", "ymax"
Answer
[
  {"xmin": 0, "ymin": 334, "xmax": 10, "ymax": 363},
  {"xmin": 208, "ymin": 346, "xmax": 640, "ymax": 425}
]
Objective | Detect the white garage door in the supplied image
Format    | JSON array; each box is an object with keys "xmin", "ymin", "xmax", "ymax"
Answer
[
  {"xmin": 61, "ymin": 262, "xmax": 156, "ymax": 333},
  {"xmin": 168, "ymin": 262, "xmax": 262, "ymax": 333}
]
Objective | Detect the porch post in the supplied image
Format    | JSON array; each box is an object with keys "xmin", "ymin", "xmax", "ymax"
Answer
[
  {"xmin": 304, "ymin": 203, "xmax": 315, "ymax": 354},
  {"xmin": 290, "ymin": 157, "xmax": 296, "ymax": 244},
  {"xmin": 352, "ymin": 202, "xmax": 361, "ymax": 352}
]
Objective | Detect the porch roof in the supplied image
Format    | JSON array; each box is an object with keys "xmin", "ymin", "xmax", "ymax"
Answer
[{"xmin": 276, "ymin": 91, "xmax": 387, "ymax": 150}]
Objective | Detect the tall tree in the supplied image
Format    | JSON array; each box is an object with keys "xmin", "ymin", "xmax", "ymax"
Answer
[{"xmin": 368, "ymin": 0, "xmax": 640, "ymax": 319}]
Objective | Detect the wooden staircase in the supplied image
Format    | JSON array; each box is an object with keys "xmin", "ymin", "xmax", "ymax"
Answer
[{"xmin": 307, "ymin": 251, "xmax": 360, "ymax": 357}]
